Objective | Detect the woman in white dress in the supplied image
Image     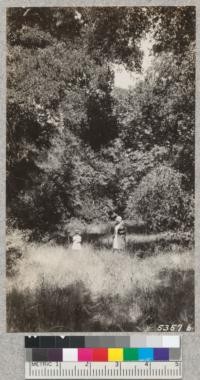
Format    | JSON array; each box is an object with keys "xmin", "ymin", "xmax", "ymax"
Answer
[{"xmin": 112, "ymin": 216, "xmax": 126, "ymax": 253}]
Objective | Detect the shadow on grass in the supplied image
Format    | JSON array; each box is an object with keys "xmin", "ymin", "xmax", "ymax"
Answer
[{"xmin": 7, "ymin": 268, "xmax": 194, "ymax": 332}]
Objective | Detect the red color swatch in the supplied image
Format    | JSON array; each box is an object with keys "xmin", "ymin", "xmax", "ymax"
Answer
[{"xmin": 92, "ymin": 348, "xmax": 108, "ymax": 362}]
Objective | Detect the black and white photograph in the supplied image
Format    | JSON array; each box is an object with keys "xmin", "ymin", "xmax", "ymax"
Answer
[{"xmin": 6, "ymin": 6, "xmax": 195, "ymax": 332}]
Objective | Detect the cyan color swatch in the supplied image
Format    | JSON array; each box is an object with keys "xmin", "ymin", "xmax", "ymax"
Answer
[{"xmin": 138, "ymin": 348, "xmax": 154, "ymax": 361}]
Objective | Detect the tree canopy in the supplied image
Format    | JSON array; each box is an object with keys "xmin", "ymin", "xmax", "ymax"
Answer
[{"xmin": 7, "ymin": 6, "xmax": 195, "ymax": 237}]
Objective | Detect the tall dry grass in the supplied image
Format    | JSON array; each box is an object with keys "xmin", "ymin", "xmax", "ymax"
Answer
[
  {"xmin": 7, "ymin": 243, "xmax": 193, "ymax": 296},
  {"xmin": 6, "ymin": 234, "xmax": 194, "ymax": 332}
]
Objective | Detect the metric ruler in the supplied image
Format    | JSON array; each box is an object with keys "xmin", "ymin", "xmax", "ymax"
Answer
[
  {"xmin": 25, "ymin": 335, "xmax": 182, "ymax": 379},
  {"xmin": 25, "ymin": 361, "xmax": 182, "ymax": 379}
]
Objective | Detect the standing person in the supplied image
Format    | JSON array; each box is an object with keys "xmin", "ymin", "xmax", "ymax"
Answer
[
  {"xmin": 71, "ymin": 230, "xmax": 82, "ymax": 250},
  {"xmin": 112, "ymin": 215, "xmax": 126, "ymax": 253}
]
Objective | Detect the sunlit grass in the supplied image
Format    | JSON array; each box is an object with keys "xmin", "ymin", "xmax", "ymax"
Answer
[
  {"xmin": 6, "ymin": 231, "xmax": 194, "ymax": 332},
  {"xmin": 7, "ymin": 243, "xmax": 193, "ymax": 296}
]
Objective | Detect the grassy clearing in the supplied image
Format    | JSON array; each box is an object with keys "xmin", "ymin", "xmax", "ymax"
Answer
[{"xmin": 6, "ymin": 233, "xmax": 194, "ymax": 332}]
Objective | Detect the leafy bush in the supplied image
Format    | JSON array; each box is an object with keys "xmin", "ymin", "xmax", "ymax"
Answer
[{"xmin": 126, "ymin": 165, "xmax": 193, "ymax": 232}]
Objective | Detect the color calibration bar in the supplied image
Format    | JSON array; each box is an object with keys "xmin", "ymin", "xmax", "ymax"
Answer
[{"xmin": 26, "ymin": 347, "xmax": 181, "ymax": 362}]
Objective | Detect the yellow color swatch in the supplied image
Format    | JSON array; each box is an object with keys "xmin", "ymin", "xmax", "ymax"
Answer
[{"xmin": 108, "ymin": 348, "xmax": 123, "ymax": 362}]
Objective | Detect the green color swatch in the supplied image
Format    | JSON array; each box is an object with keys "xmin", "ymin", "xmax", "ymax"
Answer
[{"xmin": 123, "ymin": 348, "xmax": 139, "ymax": 361}]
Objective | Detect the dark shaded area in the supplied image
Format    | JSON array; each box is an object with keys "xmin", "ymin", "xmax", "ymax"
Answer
[
  {"xmin": 7, "ymin": 269, "xmax": 194, "ymax": 332},
  {"xmin": 137, "ymin": 269, "xmax": 194, "ymax": 330}
]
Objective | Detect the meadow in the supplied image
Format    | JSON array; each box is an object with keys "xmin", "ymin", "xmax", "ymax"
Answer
[{"xmin": 6, "ymin": 228, "xmax": 194, "ymax": 332}]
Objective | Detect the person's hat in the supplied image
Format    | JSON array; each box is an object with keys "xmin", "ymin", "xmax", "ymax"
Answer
[
  {"xmin": 74, "ymin": 229, "xmax": 81, "ymax": 235},
  {"xmin": 115, "ymin": 215, "xmax": 122, "ymax": 223}
]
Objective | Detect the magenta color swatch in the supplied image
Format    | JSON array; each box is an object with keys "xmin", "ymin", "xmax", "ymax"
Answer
[{"xmin": 78, "ymin": 348, "xmax": 93, "ymax": 362}]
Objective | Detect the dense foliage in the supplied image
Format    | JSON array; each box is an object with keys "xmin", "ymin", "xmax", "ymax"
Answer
[{"xmin": 7, "ymin": 6, "xmax": 195, "ymax": 237}]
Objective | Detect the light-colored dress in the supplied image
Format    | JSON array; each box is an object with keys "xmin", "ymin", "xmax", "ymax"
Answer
[
  {"xmin": 113, "ymin": 222, "xmax": 126, "ymax": 251},
  {"xmin": 72, "ymin": 234, "xmax": 82, "ymax": 250}
]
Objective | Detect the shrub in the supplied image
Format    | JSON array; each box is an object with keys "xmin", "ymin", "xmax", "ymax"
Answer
[{"xmin": 126, "ymin": 165, "xmax": 193, "ymax": 232}]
